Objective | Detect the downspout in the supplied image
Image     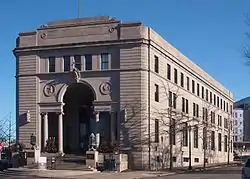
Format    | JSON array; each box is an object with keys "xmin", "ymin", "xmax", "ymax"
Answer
[{"xmin": 147, "ymin": 27, "xmax": 151, "ymax": 170}]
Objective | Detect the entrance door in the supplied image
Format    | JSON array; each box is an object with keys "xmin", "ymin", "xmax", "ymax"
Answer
[{"xmin": 79, "ymin": 108, "xmax": 90, "ymax": 154}]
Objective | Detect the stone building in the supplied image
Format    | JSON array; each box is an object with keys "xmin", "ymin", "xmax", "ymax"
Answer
[{"xmin": 14, "ymin": 16, "xmax": 234, "ymax": 170}]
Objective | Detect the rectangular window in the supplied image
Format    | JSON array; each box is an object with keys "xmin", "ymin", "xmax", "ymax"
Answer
[
  {"xmin": 203, "ymin": 107, "xmax": 208, "ymax": 121},
  {"xmin": 211, "ymin": 131, "xmax": 215, "ymax": 150},
  {"xmin": 174, "ymin": 68, "xmax": 178, "ymax": 84},
  {"xmin": 183, "ymin": 122, "xmax": 188, "ymax": 146},
  {"xmin": 226, "ymin": 102, "xmax": 229, "ymax": 113},
  {"xmin": 203, "ymin": 127, "xmax": 207, "ymax": 149},
  {"xmin": 180, "ymin": 73, "xmax": 184, "ymax": 87},
  {"xmin": 48, "ymin": 56, "xmax": 55, "ymax": 72},
  {"xmin": 154, "ymin": 55, "xmax": 159, "ymax": 73},
  {"xmin": 220, "ymin": 99, "xmax": 223, "ymax": 109},
  {"xmin": 185, "ymin": 99, "xmax": 189, "ymax": 114},
  {"xmin": 210, "ymin": 92, "xmax": 212, "ymax": 103},
  {"xmin": 186, "ymin": 76, "xmax": 190, "ymax": 91},
  {"xmin": 194, "ymin": 158, "xmax": 199, "ymax": 163},
  {"xmin": 182, "ymin": 98, "xmax": 188, "ymax": 113},
  {"xmin": 193, "ymin": 103, "xmax": 199, "ymax": 118},
  {"xmin": 202, "ymin": 86, "xmax": 204, "ymax": 99},
  {"xmin": 155, "ymin": 119, "xmax": 159, "ymax": 143},
  {"xmin": 224, "ymin": 135, "xmax": 228, "ymax": 152},
  {"xmin": 169, "ymin": 92, "xmax": 177, "ymax": 109},
  {"xmin": 206, "ymin": 89, "xmax": 208, "ymax": 101},
  {"xmin": 230, "ymin": 105, "xmax": 233, "ymax": 115},
  {"xmin": 63, "ymin": 56, "xmax": 70, "ymax": 72},
  {"xmin": 217, "ymin": 97, "xmax": 220, "ymax": 108},
  {"xmin": 192, "ymin": 80, "xmax": 195, "ymax": 94},
  {"xmin": 218, "ymin": 115, "xmax": 222, "ymax": 127},
  {"xmin": 235, "ymin": 136, "xmax": 238, "ymax": 142},
  {"xmin": 170, "ymin": 119, "xmax": 176, "ymax": 145},
  {"xmin": 167, "ymin": 64, "xmax": 171, "ymax": 80},
  {"xmin": 85, "ymin": 54, "xmax": 92, "ymax": 70},
  {"xmin": 184, "ymin": 157, "xmax": 189, "ymax": 162},
  {"xmin": 197, "ymin": 83, "xmax": 200, "ymax": 96},
  {"xmin": 214, "ymin": 94, "xmax": 216, "ymax": 106},
  {"xmin": 224, "ymin": 118, "xmax": 228, "ymax": 129},
  {"xmin": 155, "ymin": 84, "xmax": 159, "ymax": 102},
  {"xmin": 193, "ymin": 125, "xmax": 198, "ymax": 148},
  {"xmin": 218, "ymin": 133, "xmax": 222, "ymax": 151},
  {"xmin": 101, "ymin": 53, "xmax": 109, "ymax": 70},
  {"xmin": 223, "ymin": 100, "xmax": 226, "ymax": 111},
  {"xmin": 74, "ymin": 55, "xmax": 82, "ymax": 70},
  {"xmin": 211, "ymin": 111, "xmax": 215, "ymax": 124}
]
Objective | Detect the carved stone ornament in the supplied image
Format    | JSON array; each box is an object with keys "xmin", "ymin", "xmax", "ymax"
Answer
[
  {"xmin": 72, "ymin": 68, "xmax": 81, "ymax": 82},
  {"xmin": 43, "ymin": 84, "xmax": 55, "ymax": 97},
  {"xmin": 40, "ymin": 32, "xmax": 47, "ymax": 39},
  {"xmin": 109, "ymin": 27, "xmax": 115, "ymax": 33},
  {"xmin": 99, "ymin": 81, "xmax": 112, "ymax": 95}
]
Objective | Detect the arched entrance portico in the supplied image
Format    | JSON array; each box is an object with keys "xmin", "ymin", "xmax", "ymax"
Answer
[{"xmin": 62, "ymin": 82, "xmax": 96, "ymax": 154}]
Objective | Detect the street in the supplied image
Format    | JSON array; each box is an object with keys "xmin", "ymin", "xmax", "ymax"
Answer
[
  {"xmin": 0, "ymin": 166, "xmax": 243, "ymax": 179},
  {"xmin": 150, "ymin": 166, "xmax": 242, "ymax": 179}
]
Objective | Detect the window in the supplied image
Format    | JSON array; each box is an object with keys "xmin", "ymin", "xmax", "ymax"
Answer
[
  {"xmin": 211, "ymin": 131, "xmax": 215, "ymax": 150},
  {"xmin": 213, "ymin": 94, "xmax": 216, "ymax": 106},
  {"xmin": 184, "ymin": 158, "xmax": 189, "ymax": 162},
  {"xmin": 101, "ymin": 53, "xmax": 109, "ymax": 70},
  {"xmin": 48, "ymin": 56, "xmax": 55, "ymax": 72},
  {"xmin": 203, "ymin": 127, "xmax": 207, "ymax": 149},
  {"xmin": 211, "ymin": 111, "xmax": 215, "ymax": 124},
  {"xmin": 206, "ymin": 89, "xmax": 208, "ymax": 101},
  {"xmin": 218, "ymin": 115, "xmax": 222, "ymax": 127},
  {"xmin": 235, "ymin": 120, "xmax": 238, "ymax": 126},
  {"xmin": 169, "ymin": 91, "xmax": 177, "ymax": 109},
  {"xmin": 182, "ymin": 122, "xmax": 188, "ymax": 146},
  {"xmin": 174, "ymin": 68, "xmax": 178, "ymax": 84},
  {"xmin": 74, "ymin": 55, "xmax": 81, "ymax": 70},
  {"xmin": 170, "ymin": 119, "xmax": 176, "ymax": 145},
  {"xmin": 180, "ymin": 73, "xmax": 184, "ymax": 87},
  {"xmin": 217, "ymin": 97, "xmax": 219, "ymax": 108},
  {"xmin": 186, "ymin": 76, "xmax": 190, "ymax": 91},
  {"xmin": 220, "ymin": 99, "xmax": 223, "ymax": 109},
  {"xmin": 230, "ymin": 105, "xmax": 233, "ymax": 115},
  {"xmin": 202, "ymin": 107, "xmax": 208, "ymax": 121},
  {"xmin": 154, "ymin": 84, "xmax": 159, "ymax": 102},
  {"xmin": 224, "ymin": 118, "xmax": 228, "ymax": 129},
  {"xmin": 218, "ymin": 133, "xmax": 222, "ymax": 151},
  {"xmin": 235, "ymin": 136, "xmax": 238, "ymax": 142},
  {"xmin": 202, "ymin": 86, "xmax": 204, "ymax": 99},
  {"xmin": 194, "ymin": 158, "xmax": 199, "ymax": 163},
  {"xmin": 193, "ymin": 103, "xmax": 199, "ymax": 117},
  {"xmin": 63, "ymin": 56, "xmax": 70, "ymax": 72},
  {"xmin": 197, "ymin": 83, "xmax": 200, "ymax": 96},
  {"xmin": 192, "ymin": 80, "xmax": 195, "ymax": 94},
  {"xmin": 193, "ymin": 125, "xmax": 198, "ymax": 148},
  {"xmin": 226, "ymin": 102, "xmax": 229, "ymax": 112},
  {"xmin": 167, "ymin": 64, "xmax": 171, "ymax": 80},
  {"xmin": 182, "ymin": 97, "xmax": 188, "ymax": 113},
  {"xmin": 154, "ymin": 55, "xmax": 159, "ymax": 73},
  {"xmin": 210, "ymin": 92, "xmax": 212, "ymax": 103},
  {"xmin": 85, "ymin": 54, "xmax": 92, "ymax": 70},
  {"xmin": 235, "ymin": 112, "xmax": 238, "ymax": 118},
  {"xmin": 155, "ymin": 119, "xmax": 159, "ymax": 143},
  {"xmin": 224, "ymin": 135, "xmax": 228, "ymax": 152},
  {"xmin": 223, "ymin": 100, "xmax": 226, "ymax": 111}
]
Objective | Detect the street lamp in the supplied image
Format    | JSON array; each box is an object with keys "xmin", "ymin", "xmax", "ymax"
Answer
[{"xmin": 188, "ymin": 125, "xmax": 192, "ymax": 170}]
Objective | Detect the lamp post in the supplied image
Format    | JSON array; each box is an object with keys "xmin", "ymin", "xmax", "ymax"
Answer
[{"xmin": 188, "ymin": 125, "xmax": 192, "ymax": 170}]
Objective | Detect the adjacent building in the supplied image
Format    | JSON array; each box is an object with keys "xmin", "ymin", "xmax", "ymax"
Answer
[
  {"xmin": 14, "ymin": 16, "xmax": 234, "ymax": 170},
  {"xmin": 233, "ymin": 109, "xmax": 244, "ymax": 142}
]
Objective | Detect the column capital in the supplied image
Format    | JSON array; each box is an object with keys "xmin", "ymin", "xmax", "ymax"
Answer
[{"xmin": 40, "ymin": 112, "xmax": 48, "ymax": 116}]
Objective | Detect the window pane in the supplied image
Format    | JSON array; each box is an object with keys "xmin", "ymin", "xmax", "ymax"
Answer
[
  {"xmin": 101, "ymin": 53, "xmax": 109, "ymax": 70},
  {"xmin": 74, "ymin": 55, "xmax": 81, "ymax": 70},
  {"xmin": 63, "ymin": 56, "xmax": 70, "ymax": 72},
  {"xmin": 49, "ymin": 56, "xmax": 55, "ymax": 72},
  {"xmin": 85, "ymin": 55, "xmax": 92, "ymax": 70}
]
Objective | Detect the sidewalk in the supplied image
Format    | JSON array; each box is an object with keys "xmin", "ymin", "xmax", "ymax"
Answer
[{"xmin": 8, "ymin": 162, "xmax": 240, "ymax": 179}]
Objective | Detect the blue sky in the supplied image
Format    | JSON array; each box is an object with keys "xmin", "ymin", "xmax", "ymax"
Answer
[{"xmin": 0, "ymin": 0, "xmax": 249, "ymax": 120}]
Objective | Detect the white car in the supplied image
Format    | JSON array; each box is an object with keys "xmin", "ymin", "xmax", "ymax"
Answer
[{"xmin": 242, "ymin": 158, "xmax": 250, "ymax": 179}]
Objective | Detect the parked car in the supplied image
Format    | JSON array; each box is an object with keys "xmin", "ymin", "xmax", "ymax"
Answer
[{"xmin": 242, "ymin": 158, "xmax": 250, "ymax": 179}]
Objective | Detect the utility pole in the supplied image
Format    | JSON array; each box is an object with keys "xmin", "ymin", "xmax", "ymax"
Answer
[{"xmin": 8, "ymin": 113, "xmax": 11, "ymax": 162}]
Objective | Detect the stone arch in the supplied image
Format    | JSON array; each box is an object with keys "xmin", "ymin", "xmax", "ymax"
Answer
[{"xmin": 57, "ymin": 80, "xmax": 97, "ymax": 103}]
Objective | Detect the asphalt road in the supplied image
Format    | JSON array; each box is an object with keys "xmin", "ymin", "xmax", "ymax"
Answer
[
  {"xmin": 0, "ymin": 170, "xmax": 60, "ymax": 179},
  {"xmin": 150, "ymin": 166, "xmax": 242, "ymax": 179}
]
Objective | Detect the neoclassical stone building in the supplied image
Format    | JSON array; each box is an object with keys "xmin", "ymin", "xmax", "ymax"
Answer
[{"xmin": 14, "ymin": 16, "xmax": 234, "ymax": 170}]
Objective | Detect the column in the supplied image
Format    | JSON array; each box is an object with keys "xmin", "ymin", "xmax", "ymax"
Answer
[
  {"xmin": 58, "ymin": 112, "xmax": 63, "ymax": 154},
  {"xmin": 110, "ymin": 112, "xmax": 115, "ymax": 145},
  {"xmin": 43, "ymin": 113, "xmax": 48, "ymax": 148},
  {"xmin": 95, "ymin": 112, "xmax": 100, "ymax": 148}
]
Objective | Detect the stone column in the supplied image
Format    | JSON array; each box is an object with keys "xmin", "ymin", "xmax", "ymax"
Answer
[
  {"xmin": 43, "ymin": 113, "xmax": 48, "ymax": 148},
  {"xmin": 58, "ymin": 112, "xmax": 64, "ymax": 154},
  {"xmin": 95, "ymin": 112, "xmax": 100, "ymax": 148}
]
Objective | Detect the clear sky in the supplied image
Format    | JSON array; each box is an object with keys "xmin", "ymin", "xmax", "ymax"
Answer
[{"xmin": 0, "ymin": 0, "xmax": 250, "ymax": 120}]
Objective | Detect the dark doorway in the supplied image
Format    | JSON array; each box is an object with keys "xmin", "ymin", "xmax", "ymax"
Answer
[{"xmin": 63, "ymin": 83, "xmax": 95, "ymax": 155}]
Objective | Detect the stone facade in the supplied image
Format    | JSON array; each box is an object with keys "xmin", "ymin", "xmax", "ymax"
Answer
[{"xmin": 14, "ymin": 16, "xmax": 234, "ymax": 170}]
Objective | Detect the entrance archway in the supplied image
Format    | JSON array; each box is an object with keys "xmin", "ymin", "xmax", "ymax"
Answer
[{"xmin": 63, "ymin": 82, "xmax": 96, "ymax": 154}]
